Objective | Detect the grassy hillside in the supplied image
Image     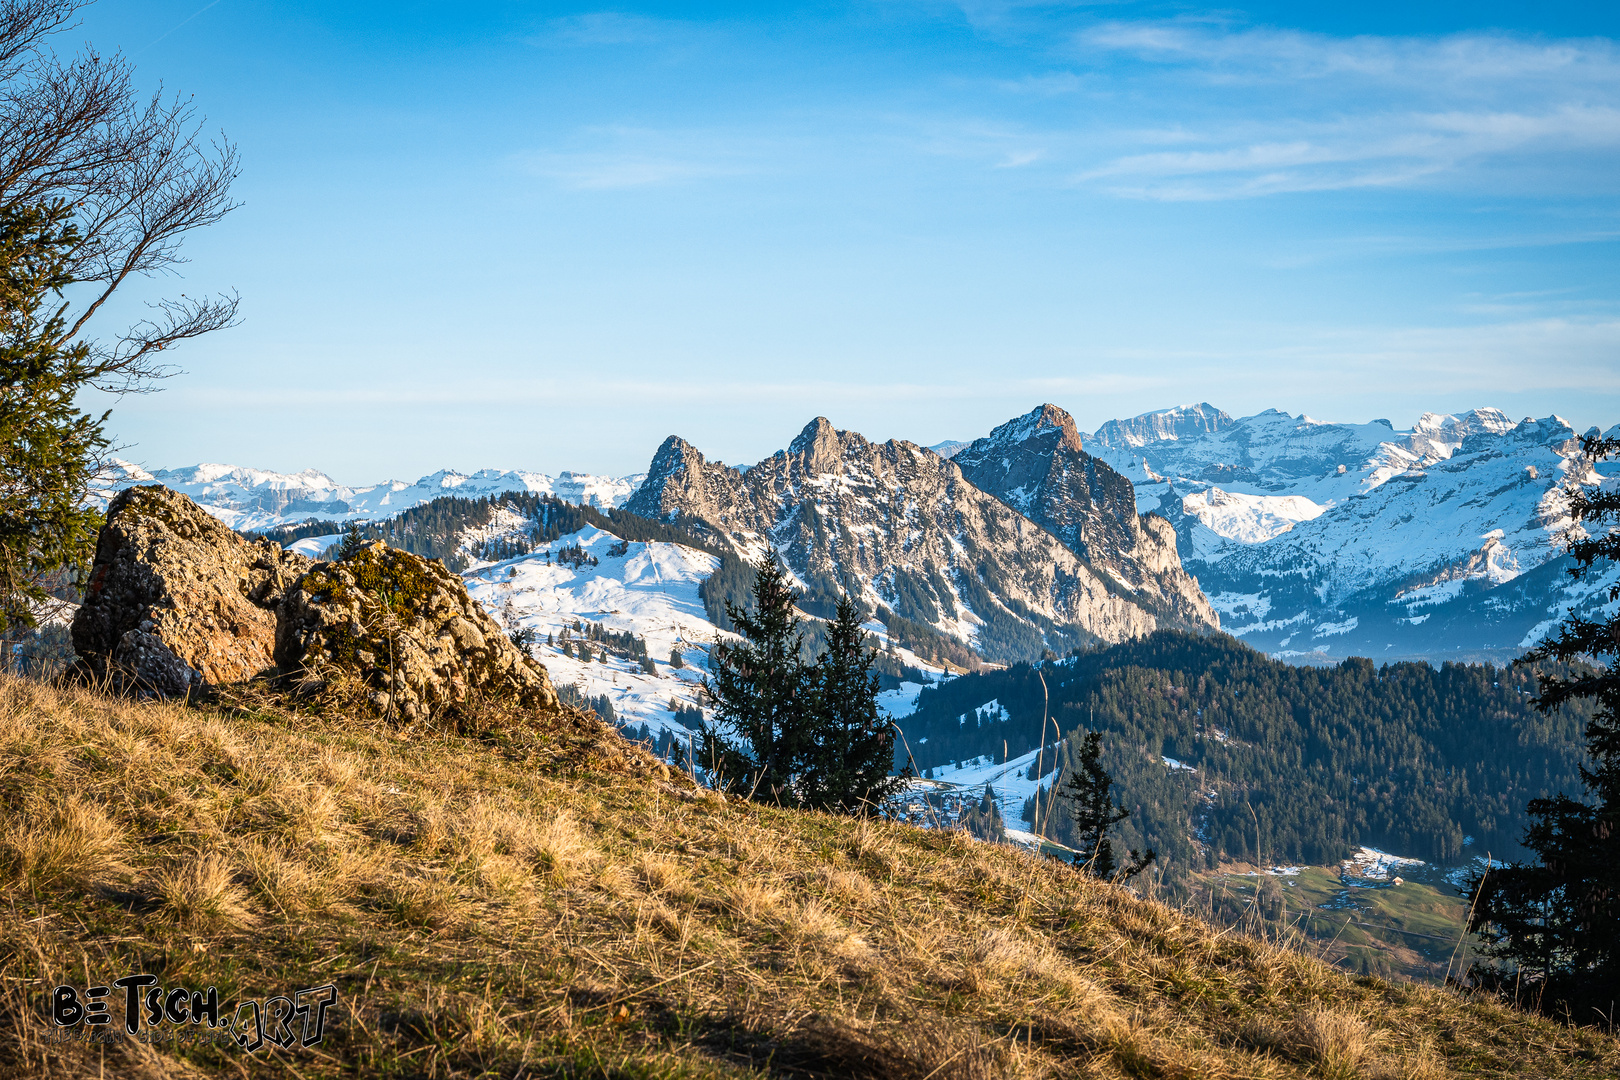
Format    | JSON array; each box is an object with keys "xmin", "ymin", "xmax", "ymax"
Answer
[{"xmin": 2, "ymin": 676, "xmax": 1616, "ymax": 1079}]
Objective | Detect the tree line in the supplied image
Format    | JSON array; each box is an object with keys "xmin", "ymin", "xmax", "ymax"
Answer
[{"xmin": 265, "ymin": 491, "xmax": 737, "ymax": 574}]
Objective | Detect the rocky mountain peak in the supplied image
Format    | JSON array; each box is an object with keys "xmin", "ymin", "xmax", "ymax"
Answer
[
  {"xmin": 624, "ymin": 435, "xmax": 744, "ymax": 525},
  {"xmin": 788, "ymin": 416, "xmax": 853, "ymax": 475},
  {"xmin": 954, "ymin": 407, "xmax": 1217, "ymax": 631},
  {"xmin": 644, "ymin": 435, "xmax": 706, "ymax": 482},
  {"xmin": 985, "ymin": 403, "xmax": 1085, "ymax": 454}
]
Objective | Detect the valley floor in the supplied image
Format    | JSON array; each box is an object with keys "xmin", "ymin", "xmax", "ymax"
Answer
[
  {"xmin": 1188, "ymin": 864, "xmax": 1482, "ymax": 988},
  {"xmin": 2, "ymin": 676, "xmax": 1615, "ymax": 1079}
]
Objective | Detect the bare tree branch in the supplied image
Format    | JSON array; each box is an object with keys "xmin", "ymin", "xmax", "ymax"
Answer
[{"xmin": 0, "ymin": 1, "xmax": 240, "ymax": 393}]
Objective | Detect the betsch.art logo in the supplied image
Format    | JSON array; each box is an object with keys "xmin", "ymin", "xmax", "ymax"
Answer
[{"xmin": 50, "ymin": 975, "xmax": 338, "ymax": 1051}]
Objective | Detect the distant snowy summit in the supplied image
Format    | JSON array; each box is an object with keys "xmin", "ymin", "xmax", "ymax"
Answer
[
  {"xmin": 101, "ymin": 462, "xmax": 646, "ymax": 532},
  {"xmin": 109, "ymin": 398, "xmax": 1618, "ymax": 666},
  {"xmin": 1069, "ymin": 405, "xmax": 1618, "ymax": 662}
]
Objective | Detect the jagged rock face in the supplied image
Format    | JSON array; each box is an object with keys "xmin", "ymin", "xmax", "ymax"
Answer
[
  {"xmin": 629, "ymin": 417, "xmax": 1165, "ymax": 661},
  {"xmin": 276, "ymin": 542, "xmax": 558, "ymax": 721},
  {"xmin": 71, "ymin": 485, "xmax": 312, "ymax": 696},
  {"xmin": 1092, "ymin": 402, "xmax": 1234, "ymax": 451},
  {"xmin": 626, "ymin": 436, "xmax": 757, "ymax": 534},
  {"xmin": 953, "ymin": 405, "xmax": 1219, "ymax": 630}
]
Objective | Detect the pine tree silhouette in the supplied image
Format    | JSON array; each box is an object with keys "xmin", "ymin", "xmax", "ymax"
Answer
[
  {"xmin": 1066, "ymin": 732, "xmax": 1155, "ymax": 881},
  {"xmin": 1468, "ymin": 432, "xmax": 1620, "ymax": 1018}
]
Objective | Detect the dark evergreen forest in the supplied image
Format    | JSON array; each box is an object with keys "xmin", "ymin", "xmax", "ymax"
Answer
[{"xmin": 900, "ymin": 631, "xmax": 1594, "ymax": 878}]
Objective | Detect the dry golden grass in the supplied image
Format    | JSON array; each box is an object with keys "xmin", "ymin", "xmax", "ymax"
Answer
[{"xmin": 0, "ymin": 673, "xmax": 1617, "ymax": 1079}]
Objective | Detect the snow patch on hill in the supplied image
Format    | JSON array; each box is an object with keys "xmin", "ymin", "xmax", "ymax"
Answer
[
  {"xmin": 451, "ymin": 524, "xmax": 950, "ymax": 740},
  {"xmin": 1180, "ymin": 488, "xmax": 1326, "ymax": 545}
]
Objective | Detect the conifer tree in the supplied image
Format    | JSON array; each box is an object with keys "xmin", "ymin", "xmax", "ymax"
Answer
[
  {"xmin": 1066, "ymin": 732, "xmax": 1155, "ymax": 881},
  {"xmin": 703, "ymin": 548, "xmax": 811, "ymax": 802},
  {"xmin": 1468, "ymin": 432, "xmax": 1620, "ymax": 1016},
  {"xmin": 337, "ymin": 521, "xmax": 366, "ymax": 560},
  {"xmin": 797, "ymin": 593, "xmax": 908, "ymax": 812},
  {"xmin": 0, "ymin": 5, "xmax": 239, "ymax": 630},
  {"xmin": 959, "ymin": 784, "xmax": 1007, "ymax": 842},
  {"xmin": 0, "ymin": 202, "xmax": 103, "ymax": 631}
]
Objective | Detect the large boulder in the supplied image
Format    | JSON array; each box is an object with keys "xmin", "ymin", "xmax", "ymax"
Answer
[
  {"xmin": 72, "ymin": 486, "xmax": 560, "ymax": 722},
  {"xmin": 275, "ymin": 541, "xmax": 558, "ymax": 721},
  {"xmin": 72, "ymin": 486, "xmax": 311, "ymax": 696}
]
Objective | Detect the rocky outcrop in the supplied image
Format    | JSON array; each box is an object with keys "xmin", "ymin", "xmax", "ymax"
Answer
[
  {"xmin": 72, "ymin": 486, "xmax": 558, "ymax": 719},
  {"xmin": 624, "ymin": 435, "xmax": 753, "ymax": 537},
  {"xmin": 952, "ymin": 405, "xmax": 1218, "ymax": 630},
  {"xmin": 627, "ymin": 417, "xmax": 1171, "ymax": 663},
  {"xmin": 72, "ymin": 486, "xmax": 311, "ymax": 697},
  {"xmin": 276, "ymin": 541, "xmax": 557, "ymax": 721}
]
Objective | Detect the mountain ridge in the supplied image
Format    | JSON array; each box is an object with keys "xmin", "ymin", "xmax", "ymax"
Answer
[
  {"xmin": 1080, "ymin": 404, "xmax": 1619, "ymax": 661},
  {"xmin": 101, "ymin": 461, "xmax": 645, "ymax": 532},
  {"xmin": 627, "ymin": 415, "xmax": 1219, "ymax": 664},
  {"xmin": 951, "ymin": 404, "xmax": 1216, "ymax": 630}
]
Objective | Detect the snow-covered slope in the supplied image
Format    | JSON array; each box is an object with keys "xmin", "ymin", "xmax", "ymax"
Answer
[
  {"xmin": 101, "ymin": 462, "xmax": 645, "ymax": 531},
  {"xmin": 1088, "ymin": 405, "xmax": 1620, "ymax": 661},
  {"xmin": 463, "ymin": 526, "xmax": 721, "ymax": 739},
  {"xmin": 456, "ymin": 524, "xmax": 946, "ymax": 739}
]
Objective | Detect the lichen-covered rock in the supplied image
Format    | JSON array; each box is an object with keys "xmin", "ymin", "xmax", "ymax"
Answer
[
  {"xmin": 275, "ymin": 542, "xmax": 558, "ymax": 722},
  {"xmin": 71, "ymin": 485, "xmax": 311, "ymax": 696}
]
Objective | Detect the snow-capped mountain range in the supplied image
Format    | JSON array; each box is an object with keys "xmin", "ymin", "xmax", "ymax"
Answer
[
  {"xmin": 109, "ymin": 400, "xmax": 1618, "ymax": 668},
  {"xmin": 100, "ymin": 462, "xmax": 645, "ymax": 532},
  {"xmin": 1083, "ymin": 405, "xmax": 1620, "ymax": 661}
]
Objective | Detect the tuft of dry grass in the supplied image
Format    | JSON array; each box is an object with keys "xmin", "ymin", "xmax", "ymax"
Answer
[
  {"xmin": 1289, "ymin": 1006, "xmax": 1378, "ymax": 1076},
  {"xmin": 1, "ymin": 672, "xmax": 1617, "ymax": 1079},
  {"xmin": 0, "ymin": 794, "xmax": 127, "ymax": 894},
  {"xmin": 149, "ymin": 851, "xmax": 255, "ymax": 929}
]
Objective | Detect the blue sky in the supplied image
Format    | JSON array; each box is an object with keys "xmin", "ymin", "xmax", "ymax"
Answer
[{"xmin": 77, "ymin": 1, "xmax": 1620, "ymax": 480}]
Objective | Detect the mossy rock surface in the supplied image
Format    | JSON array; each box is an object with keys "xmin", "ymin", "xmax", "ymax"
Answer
[
  {"xmin": 72, "ymin": 488, "xmax": 558, "ymax": 723},
  {"xmin": 276, "ymin": 542, "xmax": 558, "ymax": 721}
]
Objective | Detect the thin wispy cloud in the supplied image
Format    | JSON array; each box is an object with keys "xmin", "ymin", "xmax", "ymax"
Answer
[
  {"xmin": 1061, "ymin": 23, "xmax": 1620, "ymax": 199},
  {"xmin": 1083, "ymin": 21, "xmax": 1620, "ymax": 88},
  {"xmin": 1076, "ymin": 106, "xmax": 1620, "ymax": 199},
  {"xmin": 520, "ymin": 127, "xmax": 767, "ymax": 190}
]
